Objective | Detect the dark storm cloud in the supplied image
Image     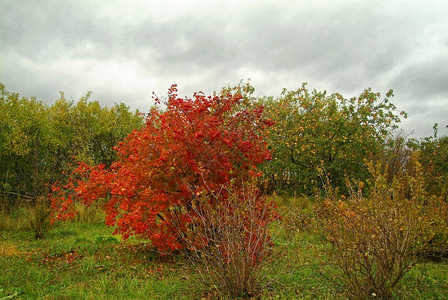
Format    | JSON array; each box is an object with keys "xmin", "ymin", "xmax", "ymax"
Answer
[{"xmin": 1, "ymin": 0, "xmax": 447, "ymax": 137}]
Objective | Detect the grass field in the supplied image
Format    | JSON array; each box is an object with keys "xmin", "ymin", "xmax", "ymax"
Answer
[{"xmin": 0, "ymin": 199, "xmax": 447, "ymax": 299}]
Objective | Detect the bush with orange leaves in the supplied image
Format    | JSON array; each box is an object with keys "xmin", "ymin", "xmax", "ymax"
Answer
[{"xmin": 321, "ymin": 161, "xmax": 448, "ymax": 299}]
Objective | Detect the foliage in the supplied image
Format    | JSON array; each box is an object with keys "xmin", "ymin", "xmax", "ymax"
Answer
[
  {"xmin": 380, "ymin": 134, "xmax": 414, "ymax": 184},
  {"xmin": 261, "ymin": 83, "xmax": 406, "ymax": 195},
  {"xmin": 405, "ymin": 126, "xmax": 448, "ymax": 257},
  {"xmin": 0, "ymin": 83, "xmax": 142, "ymax": 208},
  {"xmin": 0, "ymin": 84, "xmax": 53, "ymax": 200},
  {"xmin": 50, "ymin": 84, "xmax": 274, "ymax": 252},
  {"xmin": 48, "ymin": 92, "xmax": 143, "ymax": 167},
  {"xmin": 408, "ymin": 124, "xmax": 448, "ymax": 200},
  {"xmin": 321, "ymin": 161, "xmax": 447, "ymax": 299}
]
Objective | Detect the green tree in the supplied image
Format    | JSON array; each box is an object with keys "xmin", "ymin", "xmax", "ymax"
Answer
[
  {"xmin": 48, "ymin": 92, "xmax": 143, "ymax": 167},
  {"xmin": 0, "ymin": 84, "xmax": 54, "ymax": 200},
  {"xmin": 0, "ymin": 83, "xmax": 143, "ymax": 208},
  {"xmin": 261, "ymin": 83, "xmax": 406, "ymax": 195}
]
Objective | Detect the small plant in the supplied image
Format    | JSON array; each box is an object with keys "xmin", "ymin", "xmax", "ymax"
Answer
[
  {"xmin": 30, "ymin": 196, "xmax": 51, "ymax": 240},
  {"xmin": 0, "ymin": 197, "xmax": 51, "ymax": 235},
  {"xmin": 322, "ymin": 161, "xmax": 446, "ymax": 299},
  {"xmin": 181, "ymin": 180, "xmax": 278, "ymax": 298},
  {"xmin": 74, "ymin": 202, "xmax": 104, "ymax": 223},
  {"xmin": 275, "ymin": 195, "xmax": 317, "ymax": 235}
]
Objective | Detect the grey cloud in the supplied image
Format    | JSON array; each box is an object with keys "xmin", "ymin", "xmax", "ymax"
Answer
[
  {"xmin": 388, "ymin": 52, "xmax": 448, "ymax": 137},
  {"xmin": 1, "ymin": 0, "xmax": 448, "ymax": 138},
  {"xmin": 1, "ymin": 1, "xmax": 94, "ymax": 57},
  {"xmin": 390, "ymin": 54, "xmax": 448, "ymax": 100},
  {"xmin": 0, "ymin": 0, "xmax": 418, "ymax": 78}
]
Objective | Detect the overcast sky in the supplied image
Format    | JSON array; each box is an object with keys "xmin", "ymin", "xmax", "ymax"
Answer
[{"xmin": 1, "ymin": 0, "xmax": 447, "ymax": 138}]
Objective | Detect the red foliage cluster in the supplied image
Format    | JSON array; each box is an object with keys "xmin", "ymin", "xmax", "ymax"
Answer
[{"xmin": 50, "ymin": 85, "xmax": 274, "ymax": 251}]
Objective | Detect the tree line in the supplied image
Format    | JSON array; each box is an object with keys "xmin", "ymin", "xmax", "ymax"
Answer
[{"xmin": 1, "ymin": 82, "xmax": 447, "ymax": 207}]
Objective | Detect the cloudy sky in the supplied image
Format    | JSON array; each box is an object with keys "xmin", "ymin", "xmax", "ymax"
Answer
[{"xmin": 1, "ymin": 0, "xmax": 447, "ymax": 138}]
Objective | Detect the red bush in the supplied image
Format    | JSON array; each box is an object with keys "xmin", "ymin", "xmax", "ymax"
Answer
[{"xmin": 50, "ymin": 85, "xmax": 274, "ymax": 252}]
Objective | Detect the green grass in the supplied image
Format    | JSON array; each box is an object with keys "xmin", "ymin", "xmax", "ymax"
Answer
[
  {"xmin": 0, "ymin": 200, "xmax": 447, "ymax": 299},
  {"xmin": 0, "ymin": 222, "xmax": 195, "ymax": 299}
]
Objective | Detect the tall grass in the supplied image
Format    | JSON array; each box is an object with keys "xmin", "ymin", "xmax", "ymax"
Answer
[{"xmin": 0, "ymin": 196, "xmax": 104, "ymax": 238}]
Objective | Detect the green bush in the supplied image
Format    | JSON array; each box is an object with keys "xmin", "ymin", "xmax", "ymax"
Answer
[{"xmin": 321, "ymin": 161, "xmax": 447, "ymax": 299}]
